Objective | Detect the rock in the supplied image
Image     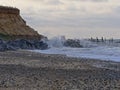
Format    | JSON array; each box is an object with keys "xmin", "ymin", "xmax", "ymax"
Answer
[
  {"xmin": 6, "ymin": 45, "xmax": 16, "ymax": 51},
  {"xmin": 0, "ymin": 40, "xmax": 16, "ymax": 51},
  {"xmin": 7, "ymin": 39, "xmax": 33, "ymax": 49},
  {"xmin": 0, "ymin": 6, "xmax": 48, "ymax": 51},
  {"xmin": 0, "ymin": 39, "xmax": 48, "ymax": 51},
  {"xmin": 0, "ymin": 39, "xmax": 4, "ymax": 44},
  {"xmin": 64, "ymin": 39, "xmax": 83, "ymax": 48},
  {"xmin": 0, "ymin": 43, "xmax": 7, "ymax": 51},
  {"xmin": 33, "ymin": 40, "xmax": 48, "ymax": 50},
  {"xmin": 8, "ymin": 39, "xmax": 48, "ymax": 50},
  {"xmin": 0, "ymin": 6, "xmax": 44, "ymax": 40}
]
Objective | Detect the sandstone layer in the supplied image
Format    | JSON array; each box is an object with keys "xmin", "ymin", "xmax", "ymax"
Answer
[{"xmin": 0, "ymin": 6, "xmax": 43, "ymax": 40}]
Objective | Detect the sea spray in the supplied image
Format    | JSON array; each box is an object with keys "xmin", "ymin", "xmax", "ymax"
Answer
[
  {"xmin": 47, "ymin": 36, "xmax": 66, "ymax": 48},
  {"xmin": 33, "ymin": 36, "xmax": 120, "ymax": 62}
]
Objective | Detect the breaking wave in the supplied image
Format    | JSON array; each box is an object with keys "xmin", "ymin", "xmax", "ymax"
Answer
[{"xmin": 34, "ymin": 36, "xmax": 120, "ymax": 62}]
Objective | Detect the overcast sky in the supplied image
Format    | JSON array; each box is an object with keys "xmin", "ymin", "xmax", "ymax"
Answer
[{"xmin": 0, "ymin": 0, "xmax": 120, "ymax": 39}]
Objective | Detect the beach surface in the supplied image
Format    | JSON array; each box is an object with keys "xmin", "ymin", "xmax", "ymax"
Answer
[{"xmin": 0, "ymin": 50, "xmax": 119, "ymax": 90}]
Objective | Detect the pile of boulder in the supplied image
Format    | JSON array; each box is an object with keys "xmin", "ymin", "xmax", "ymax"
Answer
[
  {"xmin": 64, "ymin": 39, "xmax": 83, "ymax": 48},
  {"xmin": 0, "ymin": 39, "xmax": 48, "ymax": 51}
]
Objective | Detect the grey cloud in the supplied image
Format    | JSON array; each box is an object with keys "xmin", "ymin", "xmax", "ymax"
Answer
[
  {"xmin": 93, "ymin": 0, "xmax": 108, "ymax": 1},
  {"xmin": 114, "ymin": 6, "xmax": 120, "ymax": 13},
  {"xmin": 20, "ymin": 4, "xmax": 120, "ymax": 29},
  {"xmin": 43, "ymin": 0, "xmax": 63, "ymax": 5},
  {"xmin": 23, "ymin": 12, "xmax": 120, "ymax": 29},
  {"xmin": 20, "ymin": 0, "xmax": 120, "ymax": 29},
  {"xmin": 70, "ymin": 0, "xmax": 108, "ymax": 2},
  {"xmin": 50, "ymin": 1, "xmax": 62, "ymax": 5},
  {"xmin": 15, "ymin": 0, "xmax": 120, "ymax": 38}
]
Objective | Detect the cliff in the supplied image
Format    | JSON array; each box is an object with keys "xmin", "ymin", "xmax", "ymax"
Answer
[{"xmin": 0, "ymin": 6, "xmax": 43, "ymax": 40}]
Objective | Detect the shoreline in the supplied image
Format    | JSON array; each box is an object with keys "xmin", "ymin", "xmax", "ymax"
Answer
[
  {"xmin": 31, "ymin": 49, "xmax": 120, "ymax": 63},
  {"xmin": 32, "ymin": 46, "xmax": 120, "ymax": 63},
  {"xmin": 0, "ymin": 50, "xmax": 119, "ymax": 89}
]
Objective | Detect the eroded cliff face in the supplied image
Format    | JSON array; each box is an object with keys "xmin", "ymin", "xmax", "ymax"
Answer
[{"xmin": 0, "ymin": 6, "xmax": 43, "ymax": 40}]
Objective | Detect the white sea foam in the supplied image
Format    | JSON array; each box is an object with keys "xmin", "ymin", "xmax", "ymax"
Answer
[{"xmin": 33, "ymin": 37, "xmax": 120, "ymax": 62}]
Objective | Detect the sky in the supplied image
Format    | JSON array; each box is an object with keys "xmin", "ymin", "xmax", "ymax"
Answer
[{"xmin": 0, "ymin": 0, "xmax": 120, "ymax": 39}]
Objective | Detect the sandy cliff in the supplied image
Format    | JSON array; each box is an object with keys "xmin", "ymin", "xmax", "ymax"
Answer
[{"xmin": 0, "ymin": 6, "xmax": 43, "ymax": 40}]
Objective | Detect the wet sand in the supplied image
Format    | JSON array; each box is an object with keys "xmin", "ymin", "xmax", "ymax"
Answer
[{"xmin": 0, "ymin": 50, "xmax": 119, "ymax": 90}]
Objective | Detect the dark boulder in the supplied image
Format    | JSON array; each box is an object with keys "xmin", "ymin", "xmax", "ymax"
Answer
[
  {"xmin": 0, "ymin": 39, "xmax": 4, "ymax": 44},
  {"xmin": 7, "ymin": 39, "xmax": 34, "ymax": 49},
  {"xmin": 33, "ymin": 40, "xmax": 48, "ymax": 50},
  {"xmin": 0, "ymin": 40, "xmax": 16, "ymax": 51},
  {"xmin": 0, "ymin": 43, "xmax": 7, "ymax": 51},
  {"xmin": 0, "ymin": 39, "xmax": 48, "ymax": 51},
  {"xmin": 64, "ymin": 39, "xmax": 83, "ymax": 48},
  {"xmin": 7, "ymin": 39, "xmax": 48, "ymax": 50}
]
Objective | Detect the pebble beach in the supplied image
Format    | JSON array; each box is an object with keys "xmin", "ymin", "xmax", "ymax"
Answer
[{"xmin": 0, "ymin": 50, "xmax": 119, "ymax": 90}]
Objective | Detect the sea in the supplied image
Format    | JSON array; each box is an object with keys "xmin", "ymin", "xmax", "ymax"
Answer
[{"xmin": 32, "ymin": 36, "xmax": 120, "ymax": 62}]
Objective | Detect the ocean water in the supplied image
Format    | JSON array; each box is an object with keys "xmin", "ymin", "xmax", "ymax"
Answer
[{"xmin": 33, "ymin": 37, "xmax": 120, "ymax": 62}]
